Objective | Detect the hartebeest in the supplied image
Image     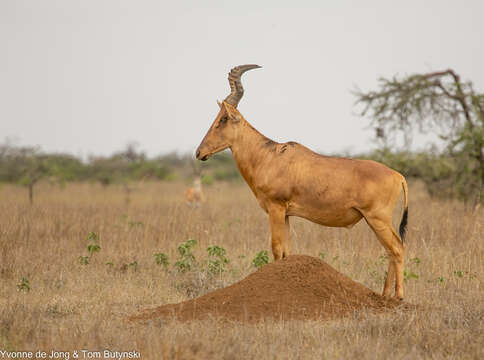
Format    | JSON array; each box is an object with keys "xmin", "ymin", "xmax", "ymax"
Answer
[
  {"xmin": 196, "ymin": 65, "xmax": 409, "ymax": 300},
  {"xmin": 184, "ymin": 176, "xmax": 204, "ymax": 206}
]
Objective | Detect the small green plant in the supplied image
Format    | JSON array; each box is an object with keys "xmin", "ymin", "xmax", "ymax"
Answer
[
  {"xmin": 319, "ymin": 252, "xmax": 327, "ymax": 260},
  {"xmin": 153, "ymin": 253, "xmax": 169, "ymax": 269},
  {"xmin": 365, "ymin": 258, "xmax": 386, "ymax": 283},
  {"xmin": 207, "ymin": 245, "xmax": 229, "ymax": 275},
  {"xmin": 87, "ymin": 232, "xmax": 101, "ymax": 256},
  {"xmin": 129, "ymin": 261, "xmax": 138, "ymax": 271},
  {"xmin": 17, "ymin": 277, "xmax": 30, "ymax": 292},
  {"xmin": 410, "ymin": 257, "xmax": 421, "ymax": 265},
  {"xmin": 251, "ymin": 250, "xmax": 269, "ymax": 268},
  {"xmin": 87, "ymin": 243, "xmax": 100, "ymax": 255},
  {"xmin": 120, "ymin": 215, "xmax": 144, "ymax": 228},
  {"xmin": 379, "ymin": 254, "xmax": 388, "ymax": 264},
  {"xmin": 79, "ymin": 256, "xmax": 90, "ymax": 265},
  {"xmin": 87, "ymin": 231, "xmax": 99, "ymax": 242},
  {"xmin": 80, "ymin": 232, "xmax": 100, "ymax": 265},
  {"xmin": 438, "ymin": 276, "xmax": 445, "ymax": 284},
  {"xmin": 128, "ymin": 220, "xmax": 144, "ymax": 228},
  {"xmin": 403, "ymin": 269, "xmax": 419, "ymax": 281},
  {"xmin": 174, "ymin": 239, "xmax": 197, "ymax": 273}
]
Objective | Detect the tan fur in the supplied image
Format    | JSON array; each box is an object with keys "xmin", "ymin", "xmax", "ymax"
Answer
[
  {"xmin": 196, "ymin": 101, "xmax": 408, "ymax": 300},
  {"xmin": 184, "ymin": 177, "xmax": 204, "ymax": 206}
]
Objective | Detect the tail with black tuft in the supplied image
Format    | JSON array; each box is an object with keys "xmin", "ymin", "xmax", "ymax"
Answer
[
  {"xmin": 398, "ymin": 178, "xmax": 409, "ymax": 243},
  {"xmin": 399, "ymin": 207, "xmax": 408, "ymax": 242}
]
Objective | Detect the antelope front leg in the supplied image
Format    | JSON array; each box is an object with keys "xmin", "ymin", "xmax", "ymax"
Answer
[
  {"xmin": 268, "ymin": 205, "xmax": 287, "ymax": 260},
  {"xmin": 283, "ymin": 215, "xmax": 291, "ymax": 258}
]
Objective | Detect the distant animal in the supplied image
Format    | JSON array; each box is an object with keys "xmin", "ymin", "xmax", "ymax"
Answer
[
  {"xmin": 184, "ymin": 177, "xmax": 204, "ymax": 206},
  {"xmin": 195, "ymin": 64, "xmax": 409, "ymax": 300}
]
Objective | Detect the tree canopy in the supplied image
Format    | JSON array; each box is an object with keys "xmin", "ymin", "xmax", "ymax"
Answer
[{"xmin": 355, "ymin": 69, "xmax": 484, "ymax": 202}]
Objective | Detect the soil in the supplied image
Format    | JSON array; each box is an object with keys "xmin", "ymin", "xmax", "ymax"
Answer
[{"xmin": 131, "ymin": 255, "xmax": 402, "ymax": 322}]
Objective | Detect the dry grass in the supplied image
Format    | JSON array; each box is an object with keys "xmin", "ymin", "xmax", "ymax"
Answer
[{"xmin": 0, "ymin": 181, "xmax": 483, "ymax": 359}]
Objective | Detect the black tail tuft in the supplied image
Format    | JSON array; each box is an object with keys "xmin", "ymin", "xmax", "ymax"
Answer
[{"xmin": 399, "ymin": 207, "xmax": 408, "ymax": 243}]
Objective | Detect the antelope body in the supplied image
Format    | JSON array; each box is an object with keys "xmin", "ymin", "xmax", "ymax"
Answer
[
  {"xmin": 196, "ymin": 65, "xmax": 408, "ymax": 299},
  {"xmin": 184, "ymin": 177, "xmax": 204, "ymax": 206}
]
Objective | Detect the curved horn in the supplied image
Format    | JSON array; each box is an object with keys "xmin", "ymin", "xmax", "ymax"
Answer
[{"xmin": 224, "ymin": 64, "xmax": 261, "ymax": 107}]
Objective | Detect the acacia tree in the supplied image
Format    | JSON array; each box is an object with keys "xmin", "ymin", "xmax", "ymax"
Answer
[
  {"xmin": 18, "ymin": 149, "xmax": 51, "ymax": 205},
  {"xmin": 355, "ymin": 69, "xmax": 484, "ymax": 201},
  {"xmin": 0, "ymin": 144, "xmax": 50, "ymax": 204}
]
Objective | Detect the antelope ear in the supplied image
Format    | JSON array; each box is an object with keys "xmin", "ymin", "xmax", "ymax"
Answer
[
  {"xmin": 222, "ymin": 101, "xmax": 243, "ymax": 122},
  {"xmin": 216, "ymin": 100, "xmax": 222, "ymax": 108}
]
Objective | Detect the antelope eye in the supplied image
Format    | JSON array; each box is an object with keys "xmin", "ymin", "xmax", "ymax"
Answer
[{"xmin": 216, "ymin": 117, "xmax": 227, "ymax": 127}]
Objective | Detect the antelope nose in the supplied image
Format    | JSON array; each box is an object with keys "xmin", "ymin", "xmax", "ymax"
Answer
[{"xmin": 196, "ymin": 149, "xmax": 200, "ymax": 159}]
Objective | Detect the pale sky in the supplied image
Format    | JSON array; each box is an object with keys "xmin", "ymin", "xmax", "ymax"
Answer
[{"xmin": 1, "ymin": 0, "xmax": 483, "ymax": 157}]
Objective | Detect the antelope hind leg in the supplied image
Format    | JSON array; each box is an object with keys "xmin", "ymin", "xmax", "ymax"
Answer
[
  {"xmin": 383, "ymin": 256, "xmax": 396, "ymax": 297},
  {"xmin": 364, "ymin": 215, "xmax": 405, "ymax": 300}
]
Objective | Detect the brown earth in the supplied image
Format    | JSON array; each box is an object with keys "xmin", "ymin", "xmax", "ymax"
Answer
[{"xmin": 131, "ymin": 255, "xmax": 404, "ymax": 323}]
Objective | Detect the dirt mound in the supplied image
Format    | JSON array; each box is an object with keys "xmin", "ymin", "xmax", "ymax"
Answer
[{"xmin": 131, "ymin": 255, "xmax": 401, "ymax": 322}]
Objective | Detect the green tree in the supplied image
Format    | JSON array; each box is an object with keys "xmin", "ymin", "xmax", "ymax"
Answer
[
  {"xmin": 43, "ymin": 153, "xmax": 85, "ymax": 186},
  {"xmin": 0, "ymin": 143, "xmax": 50, "ymax": 204},
  {"xmin": 19, "ymin": 153, "xmax": 49, "ymax": 205},
  {"xmin": 355, "ymin": 69, "xmax": 484, "ymax": 201}
]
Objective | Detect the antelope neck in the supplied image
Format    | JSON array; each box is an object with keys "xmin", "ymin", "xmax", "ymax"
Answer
[{"xmin": 229, "ymin": 120, "xmax": 275, "ymax": 182}]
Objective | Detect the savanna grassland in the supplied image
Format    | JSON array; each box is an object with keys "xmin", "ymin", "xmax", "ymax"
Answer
[{"xmin": 0, "ymin": 181, "xmax": 482, "ymax": 359}]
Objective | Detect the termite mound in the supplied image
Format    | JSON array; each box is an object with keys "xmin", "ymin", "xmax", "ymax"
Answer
[{"xmin": 130, "ymin": 255, "xmax": 406, "ymax": 323}]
